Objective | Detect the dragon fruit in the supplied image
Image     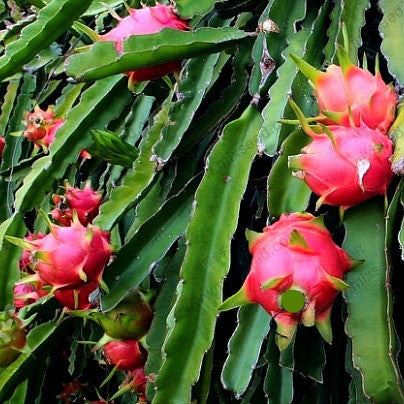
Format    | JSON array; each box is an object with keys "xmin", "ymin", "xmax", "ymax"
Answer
[
  {"xmin": 0, "ymin": 311, "xmax": 26, "ymax": 367},
  {"xmin": 51, "ymin": 183, "xmax": 102, "ymax": 227},
  {"xmin": 103, "ymin": 339, "xmax": 145, "ymax": 371},
  {"xmin": 54, "ymin": 281, "xmax": 99, "ymax": 310},
  {"xmin": 23, "ymin": 106, "xmax": 64, "ymax": 150},
  {"xmin": 99, "ymin": 4, "xmax": 189, "ymax": 84},
  {"xmin": 12, "ymin": 222, "xmax": 112, "ymax": 289},
  {"xmin": 221, "ymin": 213, "xmax": 356, "ymax": 349},
  {"xmin": 89, "ymin": 290, "xmax": 153, "ymax": 340},
  {"xmin": 288, "ymin": 123, "xmax": 394, "ymax": 210},
  {"xmin": 13, "ymin": 283, "xmax": 40, "ymax": 309},
  {"xmin": 290, "ymin": 53, "xmax": 397, "ymax": 132},
  {"xmin": 0, "ymin": 136, "xmax": 5, "ymax": 157}
]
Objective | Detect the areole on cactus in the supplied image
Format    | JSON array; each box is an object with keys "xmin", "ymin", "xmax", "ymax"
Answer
[
  {"xmin": 220, "ymin": 213, "xmax": 358, "ymax": 350},
  {"xmin": 290, "ymin": 46, "xmax": 397, "ymax": 132}
]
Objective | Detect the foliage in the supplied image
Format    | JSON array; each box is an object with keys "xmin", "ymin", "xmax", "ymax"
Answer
[{"xmin": 0, "ymin": 0, "xmax": 403, "ymax": 403}]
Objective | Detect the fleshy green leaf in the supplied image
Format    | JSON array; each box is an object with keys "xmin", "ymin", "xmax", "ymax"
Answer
[
  {"xmin": 65, "ymin": 27, "xmax": 250, "ymax": 81},
  {"xmin": 174, "ymin": 0, "xmax": 224, "ymax": 18},
  {"xmin": 343, "ymin": 196, "xmax": 404, "ymax": 402},
  {"xmin": 153, "ymin": 105, "xmax": 262, "ymax": 403},
  {"xmin": 221, "ymin": 305, "xmax": 271, "ymax": 396},
  {"xmin": 0, "ymin": 0, "xmax": 93, "ymax": 82}
]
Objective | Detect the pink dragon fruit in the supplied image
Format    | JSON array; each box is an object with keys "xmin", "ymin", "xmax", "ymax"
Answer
[
  {"xmin": 0, "ymin": 311, "xmax": 26, "ymax": 367},
  {"xmin": 23, "ymin": 106, "xmax": 64, "ymax": 150},
  {"xmin": 0, "ymin": 136, "xmax": 5, "ymax": 157},
  {"xmin": 290, "ymin": 53, "xmax": 397, "ymax": 132},
  {"xmin": 13, "ymin": 283, "xmax": 40, "ymax": 309},
  {"xmin": 99, "ymin": 4, "xmax": 189, "ymax": 84},
  {"xmin": 221, "ymin": 213, "xmax": 356, "ymax": 349},
  {"xmin": 54, "ymin": 281, "xmax": 99, "ymax": 310},
  {"xmin": 15, "ymin": 222, "xmax": 112, "ymax": 289},
  {"xmin": 288, "ymin": 123, "xmax": 394, "ymax": 210},
  {"xmin": 103, "ymin": 340, "xmax": 146, "ymax": 371},
  {"xmin": 51, "ymin": 183, "xmax": 102, "ymax": 227}
]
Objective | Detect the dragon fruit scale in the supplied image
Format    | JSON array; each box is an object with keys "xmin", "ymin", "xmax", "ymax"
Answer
[
  {"xmin": 54, "ymin": 281, "xmax": 99, "ymax": 311},
  {"xmin": 290, "ymin": 52, "xmax": 397, "ymax": 132},
  {"xmin": 10, "ymin": 221, "xmax": 112, "ymax": 289},
  {"xmin": 99, "ymin": 4, "xmax": 189, "ymax": 84},
  {"xmin": 51, "ymin": 182, "xmax": 102, "ymax": 227},
  {"xmin": 220, "ymin": 213, "xmax": 356, "ymax": 350}
]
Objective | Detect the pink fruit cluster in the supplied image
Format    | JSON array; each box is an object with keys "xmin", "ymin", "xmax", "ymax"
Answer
[
  {"xmin": 51, "ymin": 183, "xmax": 102, "ymax": 226},
  {"xmin": 23, "ymin": 106, "xmax": 64, "ymax": 151},
  {"xmin": 13, "ymin": 183, "xmax": 109, "ymax": 311},
  {"xmin": 288, "ymin": 51, "xmax": 397, "ymax": 210},
  {"xmin": 99, "ymin": 4, "xmax": 189, "ymax": 85},
  {"xmin": 222, "ymin": 213, "xmax": 355, "ymax": 349}
]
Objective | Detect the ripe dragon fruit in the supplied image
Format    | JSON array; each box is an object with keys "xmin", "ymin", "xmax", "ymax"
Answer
[
  {"xmin": 23, "ymin": 106, "xmax": 64, "ymax": 150},
  {"xmin": 288, "ymin": 122, "xmax": 394, "ymax": 210},
  {"xmin": 290, "ymin": 52, "xmax": 397, "ymax": 132},
  {"xmin": 103, "ymin": 339, "xmax": 146, "ymax": 371},
  {"xmin": 0, "ymin": 311, "xmax": 26, "ymax": 367},
  {"xmin": 51, "ymin": 183, "xmax": 102, "ymax": 227},
  {"xmin": 220, "ymin": 213, "xmax": 356, "ymax": 350},
  {"xmin": 54, "ymin": 281, "xmax": 99, "ymax": 310},
  {"xmin": 99, "ymin": 4, "xmax": 189, "ymax": 84},
  {"xmin": 14, "ymin": 283, "xmax": 40, "ymax": 309},
  {"xmin": 11, "ymin": 221, "xmax": 112, "ymax": 289},
  {"xmin": 0, "ymin": 136, "xmax": 5, "ymax": 157}
]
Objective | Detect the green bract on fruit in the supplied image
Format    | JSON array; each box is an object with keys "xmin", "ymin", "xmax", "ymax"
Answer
[
  {"xmin": 0, "ymin": 312, "xmax": 26, "ymax": 367},
  {"xmin": 221, "ymin": 213, "xmax": 357, "ymax": 350}
]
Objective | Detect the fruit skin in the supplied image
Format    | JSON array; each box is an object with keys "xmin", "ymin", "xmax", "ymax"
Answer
[
  {"xmin": 291, "ymin": 54, "xmax": 397, "ymax": 132},
  {"xmin": 99, "ymin": 4, "xmax": 189, "ymax": 83},
  {"xmin": 103, "ymin": 339, "xmax": 145, "ymax": 371},
  {"xmin": 0, "ymin": 312, "xmax": 26, "ymax": 367},
  {"xmin": 51, "ymin": 183, "xmax": 102, "ymax": 227},
  {"xmin": 54, "ymin": 281, "xmax": 99, "ymax": 310},
  {"xmin": 26, "ymin": 221, "xmax": 112, "ymax": 289},
  {"xmin": 288, "ymin": 124, "xmax": 394, "ymax": 210},
  {"xmin": 90, "ymin": 290, "xmax": 153, "ymax": 340},
  {"xmin": 0, "ymin": 136, "xmax": 5, "ymax": 157},
  {"xmin": 224, "ymin": 213, "xmax": 355, "ymax": 349},
  {"xmin": 127, "ymin": 367, "xmax": 147, "ymax": 399},
  {"xmin": 23, "ymin": 106, "xmax": 64, "ymax": 150},
  {"xmin": 13, "ymin": 283, "xmax": 40, "ymax": 309}
]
